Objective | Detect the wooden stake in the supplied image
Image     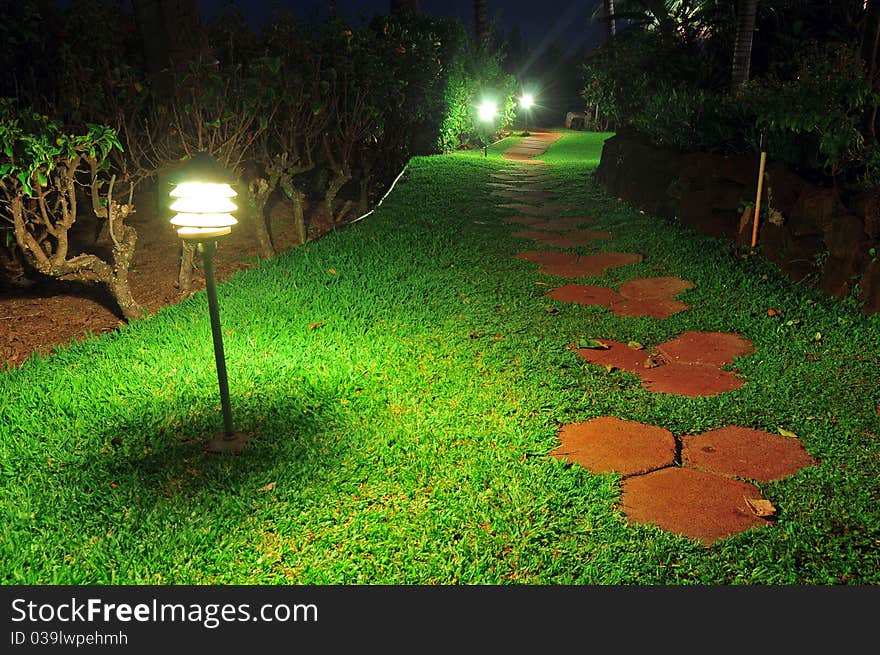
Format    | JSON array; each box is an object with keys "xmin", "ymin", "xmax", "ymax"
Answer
[{"xmin": 751, "ymin": 136, "xmax": 767, "ymax": 248}]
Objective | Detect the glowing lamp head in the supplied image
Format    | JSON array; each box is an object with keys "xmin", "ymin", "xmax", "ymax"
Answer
[
  {"xmin": 520, "ymin": 93, "xmax": 534, "ymax": 110},
  {"xmin": 169, "ymin": 153, "xmax": 238, "ymax": 240},
  {"xmin": 478, "ymin": 100, "xmax": 498, "ymax": 123}
]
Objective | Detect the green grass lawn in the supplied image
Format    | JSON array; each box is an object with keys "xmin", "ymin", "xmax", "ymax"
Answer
[{"xmin": 1, "ymin": 131, "xmax": 878, "ymax": 584}]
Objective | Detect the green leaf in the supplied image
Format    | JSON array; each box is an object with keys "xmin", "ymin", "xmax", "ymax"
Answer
[
  {"xmin": 577, "ymin": 338, "xmax": 610, "ymax": 350},
  {"xmin": 778, "ymin": 428, "xmax": 799, "ymax": 439}
]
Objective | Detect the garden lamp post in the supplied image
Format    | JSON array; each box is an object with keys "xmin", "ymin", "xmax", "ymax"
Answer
[
  {"xmin": 478, "ymin": 100, "xmax": 498, "ymax": 157},
  {"xmin": 169, "ymin": 152, "xmax": 248, "ymax": 453},
  {"xmin": 519, "ymin": 93, "xmax": 534, "ymax": 134}
]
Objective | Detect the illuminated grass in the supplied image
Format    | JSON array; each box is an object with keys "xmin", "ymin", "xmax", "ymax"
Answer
[{"xmin": 0, "ymin": 132, "xmax": 878, "ymax": 584}]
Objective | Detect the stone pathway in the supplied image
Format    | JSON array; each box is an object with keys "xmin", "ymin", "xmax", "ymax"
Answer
[{"xmin": 491, "ymin": 133, "xmax": 816, "ymax": 545}]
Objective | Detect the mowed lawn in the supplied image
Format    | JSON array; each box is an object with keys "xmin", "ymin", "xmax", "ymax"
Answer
[{"xmin": 1, "ymin": 131, "xmax": 878, "ymax": 584}]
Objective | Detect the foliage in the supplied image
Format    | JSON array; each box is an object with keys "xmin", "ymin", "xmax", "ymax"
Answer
[
  {"xmin": 583, "ymin": 2, "xmax": 880, "ymax": 188},
  {"xmin": 1, "ymin": 132, "xmax": 877, "ymax": 585},
  {"xmin": 737, "ymin": 41, "xmax": 876, "ymax": 178},
  {"xmin": 0, "ymin": 99, "xmax": 142, "ymax": 320}
]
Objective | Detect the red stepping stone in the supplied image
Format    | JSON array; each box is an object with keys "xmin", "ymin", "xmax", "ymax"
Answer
[
  {"xmin": 491, "ymin": 191, "xmax": 558, "ymax": 202},
  {"xmin": 658, "ymin": 331, "xmax": 755, "ymax": 367},
  {"xmin": 550, "ymin": 416, "xmax": 677, "ymax": 476},
  {"xmin": 517, "ymin": 250, "xmax": 576, "ymax": 266},
  {"xmin": 618, "ymin": 277, "xmax": 695, "ymax": 300},
  {"xmin": 575, "ymin": 339, "xmax": 747, "ymax": 396},
  {"xmin": 531, "ymin": 218, "xmax": 594, "ymax": 231},
  {"xmin": 529, "ymin": 230, "xmax": 612, "ymax": 248},
  {"xmin": 681, "ymin": 426, "xmax": 816, "ymax": 481},
  {"xmin": 540, "ymin": 253, "xmax": 644, "ymax": 278},
  {"xmin": 550, "ymin": 287, "xmax": 690, "ymax": 319},
  {"xmin": 504, "ymin": 215, "xmax": 546, "ymax": 225},
  {"xmin": 609, "ymin": 297, "xmax": 691, "ymax": 319},
  {"xmin": 498, "ymin": 203, "xmax": 578, "ymax": 214},
  {"xmin": 547, "ymin": 284, "xmax": 623, "ymax": 306},
  {"xmin": 621, "ymin": 467, "xmax": 770, "ymax": 545},
  {"xmin": 511, "ymin": 229, "xmax": 560, "ymax": 241},
  {"xmin": 641, "ymin": 362, "xmax": 746, "ymax": 396},
  {"xmin": 574, "ymin": 340, "xmax": 654, "ymax": 373}
]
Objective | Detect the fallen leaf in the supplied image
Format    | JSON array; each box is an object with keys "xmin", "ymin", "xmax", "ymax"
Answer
[
  {"xmin": 308, "ymin": 321, "xmax": 325, "ymax": 330},
  {"xmin": 578, "ymin": 338, "xmax": 610, "ymax": 350},
  {"xmin": 767, "ymin": 308, "xmax": 780, "ymax": 316},
  {"xmin": 627, "ymin": 341, "xmax": 644, "ymax": 350},
  {"xmin": 604, "ymin": 364, "xmax": 618, "ymax": 373},
  {"xmin": 109, "ymin": 482, "xmax": 119, "ymax": 489},
  {"xmin": 643, "ymin": 356, "xmax": 660, "ymax": 369},
  {"xmin": 545, "ymin": 306, "xmax": 558, "ymax": 314},
  {"xmin": 328, "ymin": 268, "xmax": 336, "ymax": 275},
  {"xmin": 744, "ymin": 497, "xmax": 776, "ymax": 517},
  {"xmin": 258, "ymin": 482, "xmax": 276, "ymax": 492},
  {"xmin": 777, "ymin": 427, "xmax": 799, "ymax": 439}
]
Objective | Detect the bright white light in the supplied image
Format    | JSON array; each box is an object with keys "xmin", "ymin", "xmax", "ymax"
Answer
[
  {"xmin": 478, "ymin": 100, "xmax": 497, "ymax": 122},
  {"xmin": 520, "ymin": 94, "xmax": 534, "ymax": 109},
  {"xmin": 170, "ymin": 181, "xmax": 238, "ymax": 239}
]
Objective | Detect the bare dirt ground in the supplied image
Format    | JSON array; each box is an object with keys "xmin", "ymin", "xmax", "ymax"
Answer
[{"xmin": 0, "ymin": 198, "xmax": 333, "ymax": 370}]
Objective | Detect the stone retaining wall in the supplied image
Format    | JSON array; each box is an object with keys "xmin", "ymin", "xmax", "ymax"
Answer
[{"xmin": 594, "ymin": 130, "xmax": 880, "ymax": 315}]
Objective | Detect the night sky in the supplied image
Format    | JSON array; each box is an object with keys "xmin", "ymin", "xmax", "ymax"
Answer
[{"xmin": 201, "ymin": 1, "xmax": 606, "ymax": 54}]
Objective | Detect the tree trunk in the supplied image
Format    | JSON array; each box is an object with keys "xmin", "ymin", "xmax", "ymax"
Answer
[
  {"xmin": 861, "ymin": 0, "xmax": 880, "ymax": 138},
  {"xmin": 730, "ymin": 0, "xmax": 758, "ymax": 92},
  {"xmin": 603, "ymin": 0, "xmax": 616, "ymax": 42},
  {"xmin": 474, "ymin": 0, "xmax": 488, "ymax": 45},
  {"xmin": 178, "ymin": 240, "xmax": 196, "ymax": 296},
  {"xmin": 241, "ymin": 182, "xmax": 276, "ymax": 259},
  {"xmin": 280, "ymin": 180, "xmax": 308, "ymax": 245}
]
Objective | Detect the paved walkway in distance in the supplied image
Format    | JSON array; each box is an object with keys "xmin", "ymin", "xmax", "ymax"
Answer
[
  {"xmin": 494, "ymin": 131, "xmax": 816, "ymax": 546},
  {"xmin": 502, "ymin": 131, "xmax": 563, "ymax": 163}
]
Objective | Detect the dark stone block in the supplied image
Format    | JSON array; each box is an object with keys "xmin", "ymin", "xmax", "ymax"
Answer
[
  {"xmin": 823, "ymin": 214, "xmax": 868, "ymax": 258},
  {"xmin": 791, "ymin": 187, "xmax": 845, "ymax": 232},
  {"xmin": 859, "ymin": 260, "xmax": 880, "ymax": 315}
]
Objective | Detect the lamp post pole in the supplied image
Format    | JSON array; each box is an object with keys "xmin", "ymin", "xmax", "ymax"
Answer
[
  {"xmin": 199, "ymin": 240, "xmax": 234, "ymax": 438},
  {"xmin": 169, "ymin": 151, "xmax": 248, "ymax": 453}
]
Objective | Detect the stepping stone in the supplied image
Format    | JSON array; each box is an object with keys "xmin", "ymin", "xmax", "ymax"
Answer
[
  {"xmin": 657, "ymin": 331, "xmax": 755, "ymax": 367},
  {"xmin": 517, "ymin": 250, "xmax": 576, "ymax": 266},
  {"xmin": 618, "ymin": 277, "xmax": 695, "ymax": 300},
  {"xmin": 539, "ymin": 253, "xmax": 644, "ymax": 278},
  {"xmin": 548, "ymin": 283, "xmax": 692, "ymax": 319},
  {"xmin": 550, "ymin": 417, "xmax": 677, "ymax": 476},
  {"xmin": 547, "ymin": 284, "xmax": 623, "ymax": 306},
  {"xmin": 681, "ymin": 426, "xmax": 816, "ymax": 481},
  {"xmin": 504, "ymin": 216, "xmax": 544, "ymax": 227},
  {"xmin": 491, "ymin": 190, "xmax": 558, "ymax": 202},
  {"xmin": 498, "ymin": 203, "xmax": 578, "ymax": 215},
  {"xmin": 574, "ymin": 338, "xmax": 748, "ymax": 396},
  {"xmin": 504, "ymin": 215, "xmax": 547, "ymax": 225},
  {"xmin": 608, "ymin": 297, "xmax": 691, "ymax": 319},
  {"xmin": 641, "ymin": 362, "xmax": 746, "ymax": 396},
  {"xmin": 526, "ymin": 230, "xmax": 613, "ymax": 248},
  {"xmin": 620, "ymin": 467, "xmax": 770, "ymax": 545},
  {"xmin": 574, "ymin": 339, "xmax": 657, "ymax": 373},
  {"xmin": 531, "ymin": 218, "xmax": 594, "ymax": 231}
]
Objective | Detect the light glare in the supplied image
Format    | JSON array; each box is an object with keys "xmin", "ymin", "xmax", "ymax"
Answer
[{"xmin": 478, "ymin": 100, "xmax": 497, "ymax": 122}]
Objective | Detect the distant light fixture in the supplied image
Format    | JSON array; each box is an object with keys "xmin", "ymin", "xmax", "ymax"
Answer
[
  {"xmin": 169, "ymin": 152, "xmax": 248, "ymax": 454},
  {"xmin": 520, "ymin": 93, "xmax": 534, "ymax": 110},
  {"xmin": 478, "ymin": 100, "xmax": 498, "ymax": 123},
  {"xmin": 477, "ymin": 100, "xmax": 498, "ymax": 157}
]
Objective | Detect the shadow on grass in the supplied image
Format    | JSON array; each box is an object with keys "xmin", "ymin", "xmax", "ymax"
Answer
[{"xmin": 69, "ymin": 386, "xmax": 348, "ymax": 505}]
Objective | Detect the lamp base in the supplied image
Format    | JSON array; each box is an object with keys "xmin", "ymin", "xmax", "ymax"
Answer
[{"xmin": 206, "ymin": 431, "xmax": 251, "ymax": 454}]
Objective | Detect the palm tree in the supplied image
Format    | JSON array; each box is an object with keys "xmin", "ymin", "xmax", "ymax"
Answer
[
  {"xmin": 730, "ymin": 0, "xmax": 758, "ymax": 91},
  {"xmin": 390, "ymin": 0, "xmax": 420, "ymax": 15},
  {"xmin": 474, "ymin": 0, "xmax": 488, "ymax": 44},
  {"xmin": 603, "ymin": 0, "xmax": 617, "ymax": 42}
]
